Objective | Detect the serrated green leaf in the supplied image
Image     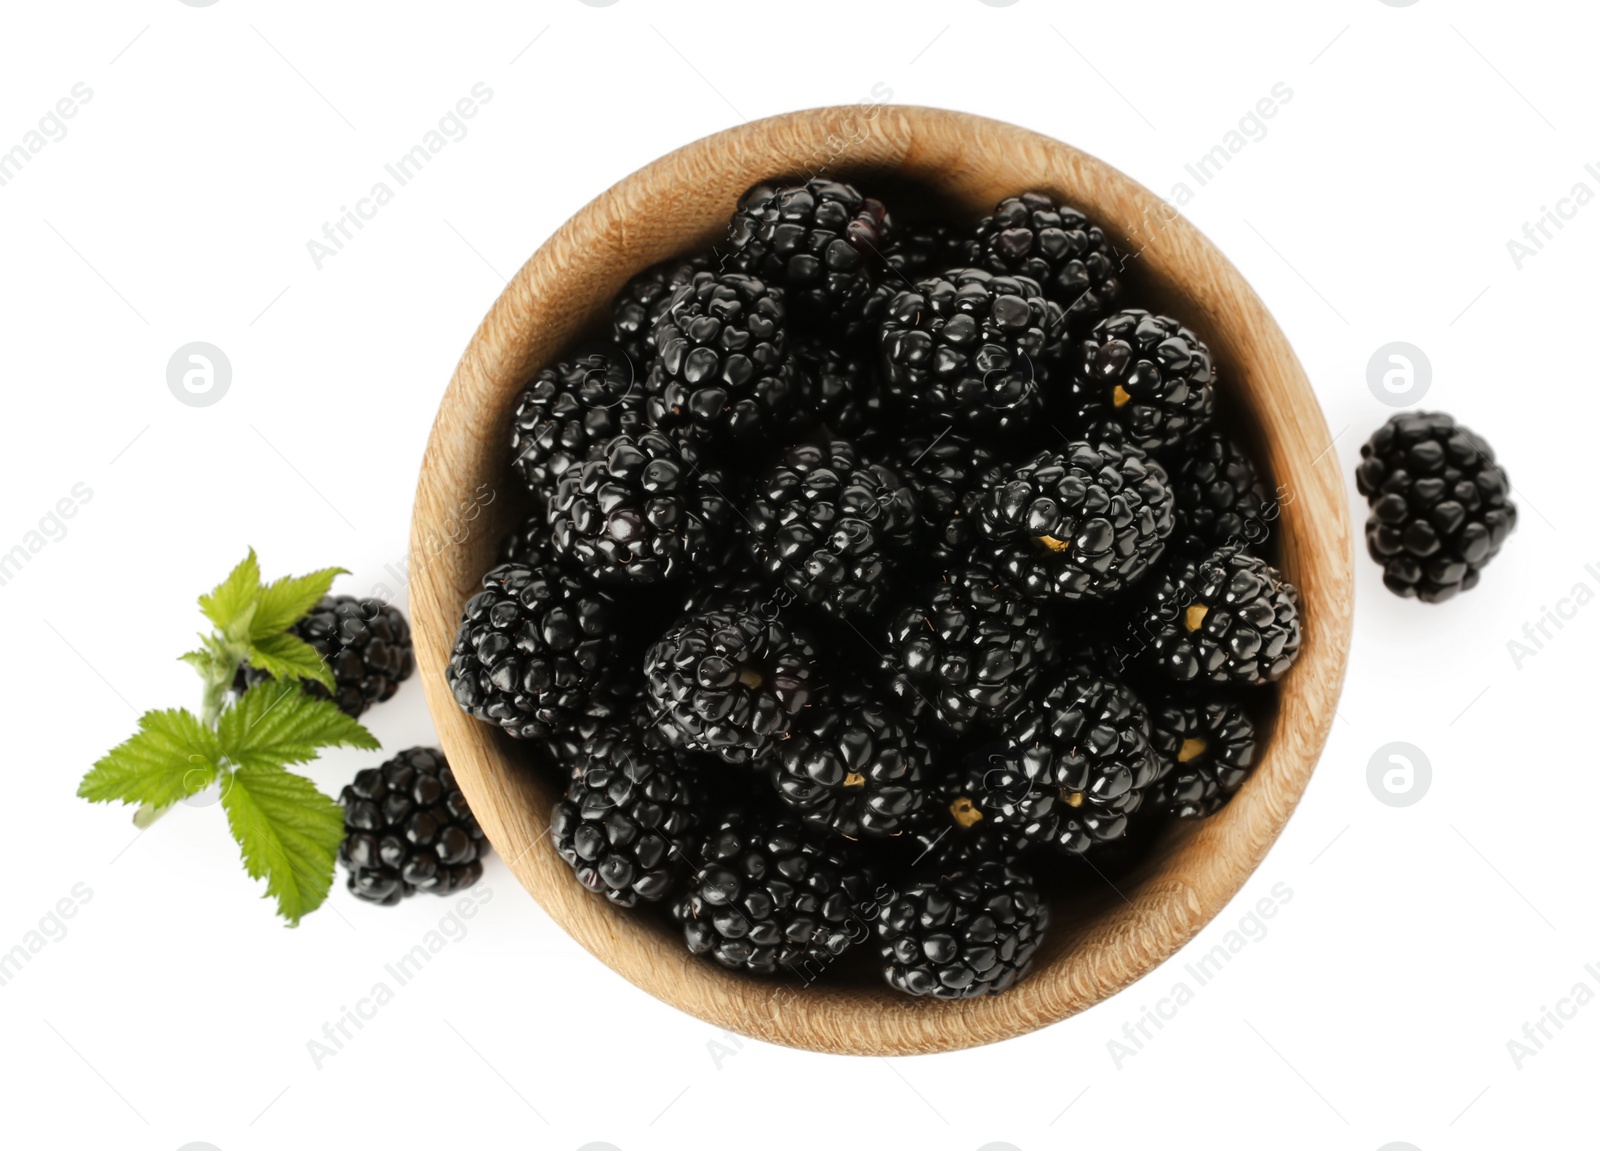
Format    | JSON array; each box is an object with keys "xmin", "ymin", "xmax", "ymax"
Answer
[
  {"xmin": 78, "ymin": 709, "xmax": 223, "ymax": 807},
  {"xmin": 250, "ymin": 568, "xmax": 346, "ymax": 641},
  {"xmin": 199, "ymin": 550, "xmax": 263, "ymax": 640},
  {"xmin": 247, "ymin": 632, "xmax": 336, "ymax": 691},
  {"xmin": 220, "ymin": 764, "xmax": 343, "ymax": 925},
  {"xmin": 178, "ymin": 649, "xmax": 212, "ymax": 675},
  {"xmin": 217, "ymin": 681, "xmax": 378, "ymax": 772}
]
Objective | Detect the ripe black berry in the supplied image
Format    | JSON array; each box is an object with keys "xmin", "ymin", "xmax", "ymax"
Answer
[
  {"xmin": 963, "ymin": 669, "xmax": 1158, "ymax": 855},
  {"xmin": 1147, "ymin": 695, "xmax": 1257, "ymax": 818},
  {"xmin": 1068, "ymin": 309, "xmax": 1215, "ymax": 452},
  {"xmin": 550, "ymin": 725, "xmax": 703, "ymax": 907},
  {"xmin": 678, "ymin": 811, "xmax": 877, "ymax": 976},
  {"xmin": 1169, "ymin": 428, "xmax": 1274, "ymax": 557},
  {"xmin": 645, "ymin": 271, "xmax": 801, "ymax": 442},
  {"xmin": 644, "ymin": 599, "xmax": 823, "ymax": 764},
  {"xmin": 971, "ymin": 192, "xmax": 1120, "ymax": 333},
  {"xmin": 880, "ymin": 561, "xmax": 1058, "ymax": 733},
  {"xmin": 726, "ymin": 179, "xmax": 891, "ymax": 331},
  {"xmin": 745, "ymin": 440, "xmax": 917, "ymax": 618},
  {"xmin": 877, "ymin": 857, "xmax": 1048, "ymax": 999},
  {"xmin": 339, "ymin": 748, "xmax": 486, "ymax": 904},
  {"xmin": 1356, "ymin": 411, "xmax": 1516, "ymax": 603},
  {"xmin": 447, "ymin": 562, "xmax": 620, "ymax": 740},
  {"xmin": 510, "ymin": 351, "xmax": 644, "ymax": 504},
  {"xmin": 771, "ymin": 690, "xmax": 935, "ymax": 839},
  {"xmin": 1140, "ymin": 545, "xmax": 1302, "ymax": 685},
  {"xmin": 975, "ymin": 440, "xmax": 1174, "ymax": 601},
  {"xmin": 548, "ymin": 429, "xmax": 732, "ymax": 585},
  {"xmin": 879, "ymin": 268, "xmax": 1063, "ymax": 432}
]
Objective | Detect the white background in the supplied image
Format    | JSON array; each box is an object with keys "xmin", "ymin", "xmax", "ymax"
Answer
[{"xmin": 1, "ymin": 1, "xmax": 1594, "ymax": 1148}]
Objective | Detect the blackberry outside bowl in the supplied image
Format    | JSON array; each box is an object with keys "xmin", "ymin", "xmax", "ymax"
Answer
[{"xmin": 409, "ymin": 105, "xmax": 1353, "ymax": 1055}]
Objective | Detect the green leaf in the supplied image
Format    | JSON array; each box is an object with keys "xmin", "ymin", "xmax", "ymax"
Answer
[
  {"xmin": 247, "ymin": 632, "xmax": 335, "ymax": 691},
  {"xmin": 78, "ymin": 709, "xmax": 223, "ymax": 807},
  {"xmin": 221, "ymin": 764, "xmax": 344, "ymax": 925},
  {"xmin": 217, "ymin": 681, "xmax": 378, "ymax": 772},
  {"xmin": 199, "ymin": 550, "xmax": 263, "ymax": 640},
  {"xmin": 250, "ymin": 568, "xmax": 346, "ymax": 641}
]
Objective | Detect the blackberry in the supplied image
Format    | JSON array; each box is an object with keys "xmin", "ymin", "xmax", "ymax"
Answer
[
  {"xmin": 547, "ymin": 429, "xmax": 732, "ymax": 585},
  {"xmin": 1068, "ymin": 310, "xmax": 1215, "ymax": 453},
  {"xmin": 510, "ymin": 351, "xmax": 644, "ymax": 503},
  {"xmin": 447, "ymin": 562, "xmax": 620, "ymax": 740},
  {"xmin": 725, "ymin": 179, "xmax": 891, "ymax": 331},
  {"xmin": 612, "ymin": 257, "xmax": 709, "ymax": 365},
  {"xmin": 550, "ymin": 725, "xmax": 703, "ymax": 907},
  {"xmin": 339, "ymin": 748, "xmax": 486, "ymax": 904},
  {"xmin": 890, "ymin": 432, "xmax": 1002, "ymax": 565},
  {"xmin": 771, "ymin": 689, "xmax": 935, "ymax": 840},
  {"xmin": 1148, "ymin": 695, "xmax": 1257, "ymax": 818},
  {"xmin": 878, "ymin": 268, "xmax": 1063, "ymax": 432},
  {"xmin": 235, "ymin": 595, "xmax": 413, "ymax": 719},
  {"xmin": 964, "ymin": 670, "xmax": 1159, "ymax": 856},
  {"xmin": 972, "ymin": 192, "xmax": 1120, "ymax": 333},
  {"xmin": 644, "ymin": 599, "xmax": 823, "ymax": 764},
  {"xmin": 880, "ymin": 561, "xmax": 1058, "ymax": 733},
  {"xmin": 1169, "ymin": 429, "xmax": 1274, "ymax": 557},
  {"xmin": 792, "ymin": 337, "xmax": 882, "ymax": 440},
  {"xmin": 645, "ymin": 271, "xmax": 802, "ymax": 442},
  {"xmin": 1355, "ymin": 411, "xmax": 1517, "ymax": 603},
  {"xmin": 975, "ymin": 440, "xmax": 1175, "ymax": 601},
  {"xmin": 678, "ymin": 811, "xmax": 877, "ymax": 976},
  {"xmin": 876, "ymin": 857, "xmax": 1048, "ymax": 999},
  {"xmin": 745, "ymin": 440, "xmax": 917, "ymax": 618},
  {"xmin": 1140, "ymin": 544, "xmax": 1302, "ymax": 685}
]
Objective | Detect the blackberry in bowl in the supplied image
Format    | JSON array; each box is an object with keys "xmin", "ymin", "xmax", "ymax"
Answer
[{"xmin": 410, "ymin": 107, "xmax": 1352, "ymax": 1055}]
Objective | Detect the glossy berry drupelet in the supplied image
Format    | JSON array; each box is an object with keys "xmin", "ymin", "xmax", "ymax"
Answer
[
  {"xmin": 771, "ymin": 689, "xmax": 936, "ymax": 840},
  {"xmin": 880, "ymin": 561, "xmax": 1058, "ymax": 734},
  {"xmin": 339, "ymin": 748, "xmax": 486, "ymax": 904},
  {"xmin": 547, "ymin": 429, "xmax": 732, "ymax": 585},
  {"xmin": 744, "ymin": 440, "xmax": 917, "ymax": 618},
  {"xmin": 971, "ymin": 192, "xmax": 1120, "ymax": 334},
  {"xmin": 235, "ymin": 595, "xmax": 414, "ymax": 719},
  {"xmin": 611, "ymin": 257, "xmax": 709, "ymax": 366},
  {"xmin": 1169, "ymin": 428, "xmax": 1274, "ymax": 557},
  {"xmin": 878, "ymin": 268, "xmax": 1063, "ymax": 433},
  {"xmin": 964, "ymin": 669, "xmax": 1159, "ymax": 856},
  {"xmin": 645, "ymin": 271, "xmax": 801, "ymax": 442},
  {"xmin": 550, "ymin": 725, "xmax": 704, "ymax": 907},
  {"xmin": 510, "ymin": 350, "xmax": 644, "ymax": 505},
  {"xmin": 1068, "ymin": 309, "xmax": 1215, "ymax": 453},
  {"xmin": 1147, "ymin": 695, "xmax": 1258, "ymax": 818},
  {"xmin": 446, "ymin": 562, "xmax": 619, "ymax": 740},
  {"xmin": 644, "ymin": 598, "xmax": 823, "ymax": 765},
  {"xmin": 975, "ymin": 439, "xmax": 1175, "ymax": 602},
  {"xmin": 1355, "ymin": 411, "xmax": 1517, "ymax": 603},
  {"xmin": 678, "ymin": 811, "xmax": 877, "ymax": 976},
  {"xmin": 726, "ymin": 179, "xmax": 891, "ymax": 331},
  {"xmin": 1140, "ymin": 544, "xmax": 1302, "ymax": 686},
  {"xmin": 876, "ymin": 857, "xmax": 1048, "ymax": 999}
]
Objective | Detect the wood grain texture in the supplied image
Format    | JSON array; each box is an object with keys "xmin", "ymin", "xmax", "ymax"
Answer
[{"xmin": 409, "ymin": 105, "xmax": 1354, "ymax": 1056}]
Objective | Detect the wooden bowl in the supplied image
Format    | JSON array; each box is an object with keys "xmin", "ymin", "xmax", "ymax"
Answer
[{"xmin": 410, "ymin": 105, "xmax": 1353, "ymax": 1055}]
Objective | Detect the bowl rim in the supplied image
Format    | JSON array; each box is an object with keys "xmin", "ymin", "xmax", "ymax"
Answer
[{"xmin": 409, "ymin": 103, "xmax": 1354, "ymax": 1056}]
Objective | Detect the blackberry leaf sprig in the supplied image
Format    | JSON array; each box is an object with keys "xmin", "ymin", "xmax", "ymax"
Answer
[{"xmin": 77, "ymin": 550, "xmax": 379, "ymax": 925}]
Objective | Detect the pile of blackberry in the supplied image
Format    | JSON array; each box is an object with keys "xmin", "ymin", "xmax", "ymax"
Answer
[{"xmin": 449, "ymin": 182, "xmax": 1303, "ymax": 999}]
